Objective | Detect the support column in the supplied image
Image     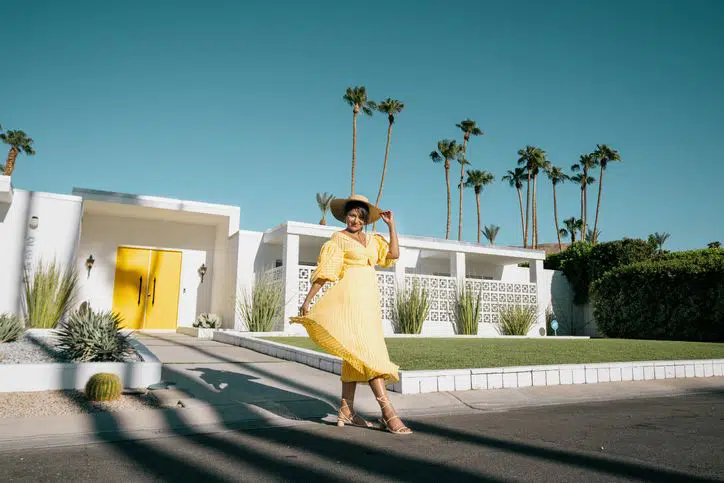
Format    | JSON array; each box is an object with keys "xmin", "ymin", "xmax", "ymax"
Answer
[
  {"xmin": 529, "ymin": 259, "xmax": 547, "ymax": 336},
  {"xmin": 282, "ymin": 233, "xmax": 300, "ymax": 333},
  {"xmin": 449, "ymin": 251, "xmax": 466, "ymax": 291}
]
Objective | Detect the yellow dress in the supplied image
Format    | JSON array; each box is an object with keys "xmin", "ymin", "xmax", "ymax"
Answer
[{"xmin": 290, "ymin": 231, "xmax": 400, "ymax": 383}]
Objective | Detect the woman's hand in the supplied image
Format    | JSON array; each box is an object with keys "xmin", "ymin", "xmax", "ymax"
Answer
[
  {"xmin": 380, "ymin": 210, "xmax": 395, "ymax": 226},
  {"xmin": 299, "ymin": 301, "xmax": 311, "ymax": 317}
]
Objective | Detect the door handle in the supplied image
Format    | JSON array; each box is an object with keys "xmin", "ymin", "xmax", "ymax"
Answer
[
  {"xmin": 152, "ymin": 278, "xmax": 156, "ymax": 305},
  {"xmin": 138, "ymin": 276, "xmax": 143, "ymax": 305}
]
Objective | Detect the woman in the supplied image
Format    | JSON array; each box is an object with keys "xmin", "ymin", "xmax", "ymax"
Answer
[{"xmin": 291, "ymin": 194, "xmax": 412, "ymax": 435}]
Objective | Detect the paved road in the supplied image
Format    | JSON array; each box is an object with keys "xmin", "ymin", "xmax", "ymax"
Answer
[{"xmin": 2, "ymin": 392, "xmax": 722, "ymax": 483}]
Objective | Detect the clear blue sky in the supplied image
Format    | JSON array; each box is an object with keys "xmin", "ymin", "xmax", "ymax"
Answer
[{"xmin": 2, "ymin": 0, "xmax": 722, "ymax": 250}]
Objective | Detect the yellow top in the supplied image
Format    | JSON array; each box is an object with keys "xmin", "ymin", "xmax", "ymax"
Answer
[{"xmin": 290, "ymin": 231, "xmax": 400, "ymax": 382}]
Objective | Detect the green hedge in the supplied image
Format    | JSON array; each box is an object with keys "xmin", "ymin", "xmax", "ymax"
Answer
[
  {"xmin": 544, "ymin": 239, "xmax": 656, "ymax": 304},
  {"xmin": 592, "ymin": 249, "xmax": 724, "ymax": 341}
]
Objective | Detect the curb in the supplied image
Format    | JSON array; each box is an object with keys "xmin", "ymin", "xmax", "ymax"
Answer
[{"xmin": 212, "ymin": 331, "xmax": 724, "ymax": 394}]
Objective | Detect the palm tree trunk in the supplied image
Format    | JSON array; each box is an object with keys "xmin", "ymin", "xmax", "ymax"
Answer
[
  {"xmin": 592, "ymin": 166, "xmax": 604, "ymax": 243},
  {"xmin": 319, "ymin": 217, "xmax": 326, "ymax": 225},
  {"xmin": 372, "ymin": 119, "xmax": 394, "ymax": 232},
  {"xmin": 524, "ymin": 173, "xmax": 531, "ymax": 248},
  {"xmin": 532, "ymin": 174, "xmax": 538, "ymax": 249},
  {"xmin": 458, "ymin": 138, "xmax": 468, "ymax": 241},
  {"xmin": 475, "ymin": 190, "xmax": 481, "ymax": 243},
  {"xmin": 581, "ymin": 168, "xmax": 588, "ymax": 238},
  {"xmin": 3, "ymin": 147, "xmax": 18, "ymax": 176},
  {"xmin": 444, "ymin": 160, "xmax": 451, "ymax": 240},
  {"xmin": 580, "ymin": 186, "xmax": 585, "ymax": 241},
  {"xmin": 516, "ymin": 187, "xmax": 525, "ymax": 246},
  {"xmin": 553, "ymin": 185, "xmax": 562, "ymax": 250},
  {"xmin": 350, "ymin": 108, "xmax": 358, "ymax": 195}
]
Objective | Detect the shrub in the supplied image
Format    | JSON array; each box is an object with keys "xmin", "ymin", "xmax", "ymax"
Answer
[
  {"xmin": 85, "ymin": 373, "xmax": 122, "ymax": 402},
  {"xmin": 452, "ymin": 287, "xmax": 481, "ymax": 335},
  {"xmin": 498, "ymin": 305, "xmax": 538, "ymax": 335},
  {"xmin": 392, "ymin": 279, "xmax": 430, "ymax": 334},
  {"xmin": 194, "ymin": 313, "xmax": 221, "ymax": 329},
  {"xmin": 24, "ymin": 259, "xmax": 79, "ymax": 328},
  {"xmin": 55, "ymin": 306, "xmax": 134, "ymax": 362},
  {"xmin": 0, "ymin": 313, "xmax": 24, "ymax": 343},
  {"xmin": 592, "ymin": 249, "xmax": 724, "ymax": 341},
  {"xmin": 545, "ymin": 239, "xmax": 656, "ymax": 304},
  {"xmin": 237, "ymin": 273, "xmax": 284, "ymax": 332}
]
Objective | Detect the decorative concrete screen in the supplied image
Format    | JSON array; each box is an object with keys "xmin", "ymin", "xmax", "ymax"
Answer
[
  {"xmin": 406, "ymin": 274, "xmax": 457, "ymax": 324},
  {"xmin": 297, "ymin": 266, "xmax": 396, "ymax": 321},
  {"xmin": 465, "ymin": 279, "xmax": 537, "ymax": 324},
  {"xmin": 264, "ymin": 266, "xmax": 284, "ymax": 285}
]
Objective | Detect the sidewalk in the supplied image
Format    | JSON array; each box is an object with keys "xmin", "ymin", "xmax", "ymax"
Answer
[{"xmin": 1, "ymin": 332, "xmax": 722, "ymax": 452}]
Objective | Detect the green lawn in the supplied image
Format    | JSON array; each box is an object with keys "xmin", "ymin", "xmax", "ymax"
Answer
[{"xmin": 261, "ymin": 337, "xmax": 724, "ymax": 371}]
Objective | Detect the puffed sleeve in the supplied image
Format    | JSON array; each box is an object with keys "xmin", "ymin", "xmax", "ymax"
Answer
[
  {"xmin": 374, "ymin": 234, "xmax": 397, "ymax": 268},
  {"xmin": 310, "ymin": 240, "xmax": 344, "ymax": 283}
]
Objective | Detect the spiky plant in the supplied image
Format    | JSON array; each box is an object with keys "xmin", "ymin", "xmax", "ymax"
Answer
[
  {"xmin": 55, "ymin": 307, "xmax": 133, "ymax": 362},
  {"xmin": 85, "ymin": 373, "xmax": 122, "ymax": 402},
  {"xmin": 237, "ymin": 273, "xmax": 284, "ymax": 332},
  {"xmin": 316, "ymin": 192, "xmax": 335, "ymax": 225},
  {"xmin": 194, "ymin": 313, "xmax": 221, "ymax": 329},
  {"xmin": 391, "ymin": 279, "xmax": 430, "ymax": 334},
  {"xmin": 24, "ymin": 259, "xmax": 79, "ymax": 329},
  {"xmin": 452, "ymin": 286, "xmax": 482, "ymax": 335},
  {"xmin": 498, "ymin": 305, "xmax": 538, "ymax": 335},
  {"xmin": 0, "ymin": 313, "xmax": 24, "ymax": 343}
]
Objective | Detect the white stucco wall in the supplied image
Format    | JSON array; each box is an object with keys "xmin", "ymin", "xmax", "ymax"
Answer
[
  {"xmin": 0, "ymin": 190, "xmax": 83, "ymax": 316},
  {"xmin": 75, "ymin": 213, "xmax": 218, "ymax": 328}
]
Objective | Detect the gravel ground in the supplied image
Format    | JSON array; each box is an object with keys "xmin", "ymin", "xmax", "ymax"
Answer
[
  {"xmin": 0, "ymin": 333, "xmax": 141, "ymax": 364},
  {"xmin": 0, "ymin": 390, "xmax": 163, "ymax": 420}
]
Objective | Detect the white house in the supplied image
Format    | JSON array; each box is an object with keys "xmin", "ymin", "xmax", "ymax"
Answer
[{"xmin": 0, "ymin": 177, "xmax": 575, "ymax": 336}]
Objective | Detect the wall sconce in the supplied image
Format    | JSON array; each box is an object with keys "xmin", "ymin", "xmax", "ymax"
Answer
[
  {"xmin": 85, "ymin": 255, "xmax": 95, "ymax": 278},
  {"xmin": 198, "ymin": 263, "xmax": 207, "ymax": 283},
  {"xmin": 28, "ymin": 216, "xmax": 39, "ymax": 230}
]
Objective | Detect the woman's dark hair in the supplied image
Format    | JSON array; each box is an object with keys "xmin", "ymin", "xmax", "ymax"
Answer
[{"xmin": 344, "ymin": 200, "xmax": 369, "ymax": 222}]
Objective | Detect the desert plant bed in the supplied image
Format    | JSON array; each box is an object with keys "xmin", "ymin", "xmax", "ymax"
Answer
[{"xmin": 261, "ymin": 337, "xmax": 724, "ymax": 371}]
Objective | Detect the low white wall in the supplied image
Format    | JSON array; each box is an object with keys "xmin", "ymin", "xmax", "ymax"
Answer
[
  {"xmin": 0, "ymin": 190, "xmax": 83, "ymax": 316},
  {"xmin": 76, "ymin": 213, "xmax": 217, "ymax": 328}
]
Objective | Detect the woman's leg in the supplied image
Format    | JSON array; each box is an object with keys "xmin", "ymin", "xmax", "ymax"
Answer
[
  {"xmin": 369, "ymin": 376, "xmax": 412, "ymax": 433},
  {"xmin": 339, "ymin": 362, "xmax": 373, "ymax": 426}
]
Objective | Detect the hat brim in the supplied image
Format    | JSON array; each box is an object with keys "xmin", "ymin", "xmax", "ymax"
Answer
[{"xmin": 330, "ymin": 198, "xmax": 382, "ymax": 225}]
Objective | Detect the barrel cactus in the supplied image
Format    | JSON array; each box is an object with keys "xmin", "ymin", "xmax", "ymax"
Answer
[
  {"xmin": 0, "ymin": 313, "xmax": 24, "ymax": 343},
  {"xmin": 85, "ymin": 373, "xmax": 122, "ymax": 402}
]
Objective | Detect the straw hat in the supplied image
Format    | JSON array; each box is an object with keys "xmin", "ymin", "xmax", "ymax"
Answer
[{"xmin": 330, "ymin": 194, "xmax": 382, "ymax": 225}]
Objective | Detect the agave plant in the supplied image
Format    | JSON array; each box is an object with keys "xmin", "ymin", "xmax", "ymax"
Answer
[
  {"xmin": 194, "ymin": 313, "xmax": 221, "ymax": 329},
  {"xmin": 24, "ymin": 259, "xmax": 79, "ymax": 329},
  {"xmin": 498, "ymin": 305, "xmax": 538, "ymax": 336},
  {"xmin": 55, "ymin": 306, "xmax": 134, "ymax": 362},
  {"xmin": 0, "ymin": 313, "xmax": 25, "ymax": 343},
  {"xmin": 452, "ymin": 286, "xmax": 482, "ymax": 335},
  {"xmin": 391, "ymin": 279, "xmax": 430, "ymax": 334},
  {"xmin": 237, "ymin": 273, "xmax": 284, "ymax": 332}
]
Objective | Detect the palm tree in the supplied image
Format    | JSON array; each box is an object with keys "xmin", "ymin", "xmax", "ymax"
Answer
[
  {"xmin": 648, "ymin": 232, "xmax": 670, "ymax": 252},
  {"xmin": 1, "ymin": 129, "xmax": 35, "ymax": 176},
  {"xmin": 343, "ymin": 86, "xmax": 376, "ymax": 195},
  {"xmin": 571, "ymin": 154, "xmax": 598, "ymax": 238},
  {"xmin": 590, "ymin": 144, "xmax": 621, "ymax": 243},
  {"xmin": 464, "ymin": 169, "xmax": 495, "ymax": 243},
  {"xmin": 530, "ymin": 153, "xmax": 550, "ymax": 249},
  {"xmin": 430, "ymin": 140, "xmax": 464, "ymax": 239},
  {"xmin": 585, "ymin": 228, "xmax": 601, "ymax": 243},
  {"xmin": 707, "ymin": 241, "xmax": 721, "ymax": 249},
  {"xmin": 517, "ymin": 146, "xmax": 547, "ymax": 248},
  {"xmin": 374, "ymin": 98, "xmax": 404, "ymax": 209},
  {"xmin": 316, "ymin": 192, "xmax": 335, "ymax": 225},
  {"xmin": 561, "ymin": 217, "xmax": 583, "ymax": 243},
  {"xmin": 455, "ymin": 119, "xmax": 484, "ymax": 241},
  {"xmin": 546, "ymin": 166, "xmax": 569, "ymax": 251},
  {"xmin": 502, "ymin": 167, "xmax": 527, "ymax": 246},
  {"xmin": 482, "ymin": 225, "xmax": 500, "ymax": 245}
]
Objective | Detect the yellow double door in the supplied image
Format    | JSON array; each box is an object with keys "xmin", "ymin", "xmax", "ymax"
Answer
[{"xmin": 111, "ymin": 247, "xmax": 183, "ymax": 330}]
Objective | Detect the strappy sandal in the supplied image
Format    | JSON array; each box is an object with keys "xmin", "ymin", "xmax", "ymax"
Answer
[
  {"xmin": 376, "ymin": 396, "xmax": 413, "ymax": 435},
  {"xmin": 337, "ymin": 399, "xmax": 375, "ymax": 428}
]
